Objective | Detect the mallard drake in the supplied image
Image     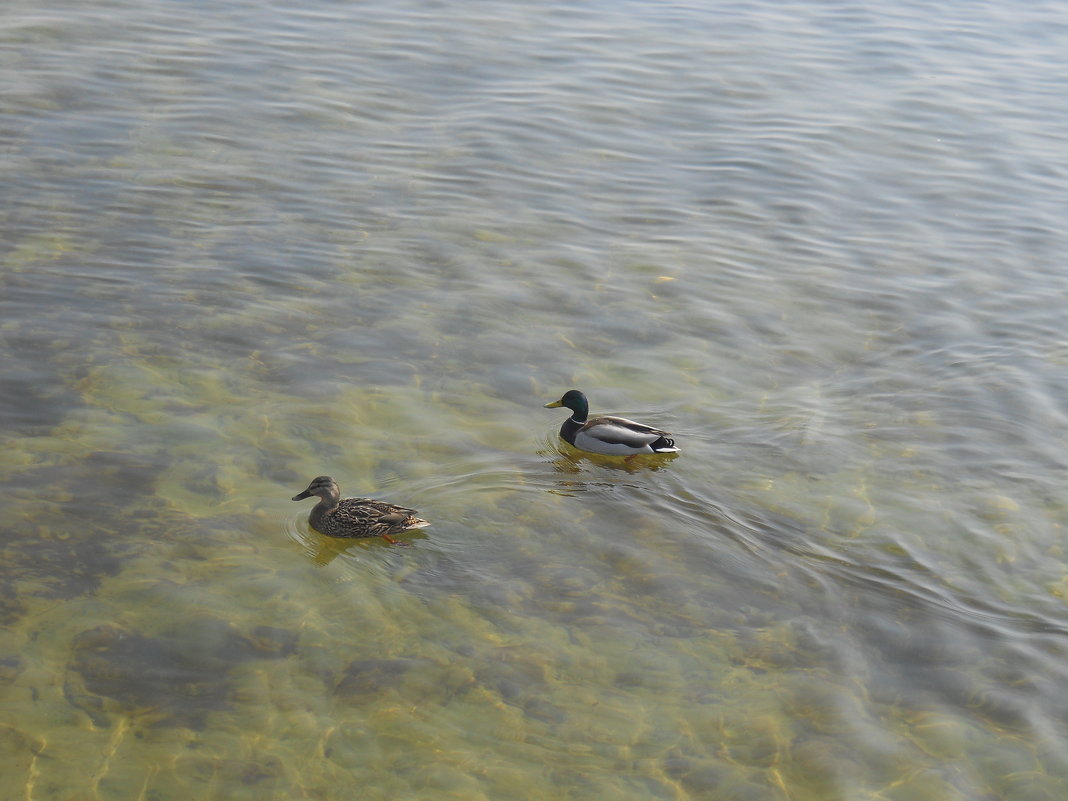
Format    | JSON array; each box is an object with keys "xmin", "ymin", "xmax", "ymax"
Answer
[
  {"xmin": 292, "ymin": 476, "xmax": 429, "ymax": 543},
  {"xmin": 544, "ymin": 389, "xmax": 680, "ymax": 455}
]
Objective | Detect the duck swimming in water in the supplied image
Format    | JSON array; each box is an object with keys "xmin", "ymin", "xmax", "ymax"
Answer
[
  {"xmin": 544, "ymin": 389, "xmax": 680, "ymax": 456},
  {"xmin": 292, "ymin": 476, "xmax": 429, "ymax": 544}
]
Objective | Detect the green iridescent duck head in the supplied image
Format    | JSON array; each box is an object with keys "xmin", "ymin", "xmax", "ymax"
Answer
[{"xmin": 544, "ymin": 389, "xmax": 589, "ymax": 421}]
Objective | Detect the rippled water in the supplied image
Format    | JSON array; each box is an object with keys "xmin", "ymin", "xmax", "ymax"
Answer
[{"xmin": 3, "ymin": 0, "xmax": 1068, "ymax": 798}]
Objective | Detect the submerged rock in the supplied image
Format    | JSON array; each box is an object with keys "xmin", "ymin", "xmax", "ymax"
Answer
[
  {"xmin": 65, "ymin": 618, "xmax": 297, "ymax": 729},
  {"xmin": 334, "ymin": 658, "xmax": 433, "ymax": 697},
  {"xmin": 334, "ymin": 657, "xmax": 474, "ymax": 706}
]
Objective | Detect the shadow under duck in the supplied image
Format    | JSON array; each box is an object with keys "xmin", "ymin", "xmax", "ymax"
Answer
[
  {"xmin": 545, "ymin": 389, "xmax": 680, "ymax": 456},
  {"xmin": 292, "ymin": 476, "xmax": 429, "ymax": 544}
]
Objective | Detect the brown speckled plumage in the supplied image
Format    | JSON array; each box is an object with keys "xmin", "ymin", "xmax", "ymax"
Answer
[{"xmin": 292, "ymin": 476, "xmax": 429, "ymax": 540}]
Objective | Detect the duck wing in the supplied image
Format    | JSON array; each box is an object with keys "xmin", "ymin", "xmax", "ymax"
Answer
[
  {"xmin": 580, "ymin": 415, "xmax": 675, "ymax": 449},
  {"xmin": 349, "ymin": 498, "xmax": 419, "ymax": 517},
  {"xmin": 336, "ymin": 498, "xmax": 429, "ymax": 536}
]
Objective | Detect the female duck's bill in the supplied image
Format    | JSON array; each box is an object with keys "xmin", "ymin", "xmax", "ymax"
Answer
[{"xmin": 545, "ymin": 390, "xmax": 679, "ymax": 455}]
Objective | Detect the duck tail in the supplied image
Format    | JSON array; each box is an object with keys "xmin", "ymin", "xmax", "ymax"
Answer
[{"xmin": 651, "ymin": 436, "xmax": 679, "ymax": 453}]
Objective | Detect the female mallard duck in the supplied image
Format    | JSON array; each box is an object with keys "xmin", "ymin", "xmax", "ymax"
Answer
[
  {"xmin": 545, "ymin": 389, "xmax": 679, "ymax": 455},
  {"xmin": 292, "ymin": 476, "xmax": 429, "ymax": 543}
]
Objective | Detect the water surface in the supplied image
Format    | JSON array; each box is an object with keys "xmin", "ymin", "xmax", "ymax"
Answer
[{"xmin": 3, "ymin": 1, "xmax": 1068, "ymax": 799}]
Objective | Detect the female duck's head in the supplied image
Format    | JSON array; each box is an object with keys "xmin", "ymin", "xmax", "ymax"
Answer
[
  {"xmin": 544, "ymin": 389, "xmax": 589, "ymax": 421},
  {"xmin": 292, "ymin": 475, "xmax": 340, "ymax": 503}
]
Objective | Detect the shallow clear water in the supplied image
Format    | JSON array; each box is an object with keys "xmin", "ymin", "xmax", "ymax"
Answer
[{"xmin": 3, "ymin": 0, "xmax": 1068, "ymax": 798}]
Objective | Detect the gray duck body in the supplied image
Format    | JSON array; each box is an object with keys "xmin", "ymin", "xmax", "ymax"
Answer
[{"xmin": 545, "ymin": 389, "xmax": 679, "ymax": 455}]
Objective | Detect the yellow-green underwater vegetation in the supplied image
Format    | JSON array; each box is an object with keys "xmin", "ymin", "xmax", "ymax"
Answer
[{"xmin": 4, "ymin": 1, "xmax": 1068, "ymax": 799}]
